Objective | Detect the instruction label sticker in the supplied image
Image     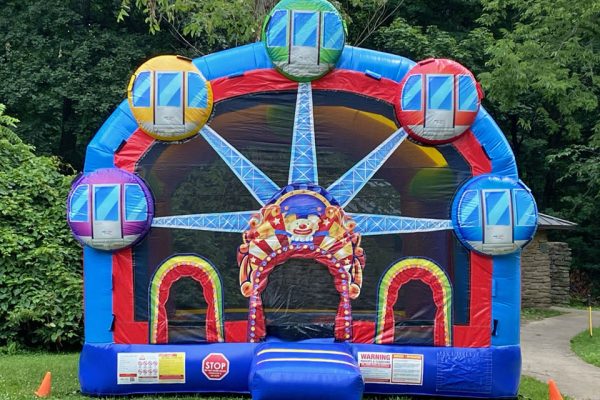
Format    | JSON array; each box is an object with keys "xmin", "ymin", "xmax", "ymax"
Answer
[
  {"xmin": 358, "ymin": 352, "xmax": 424, "ymax": 385},
  {"xmin": 117, "ymin": 352, "xmax": 185, "ymax": 384},
  {"xmin": 391, "ymin": 353, "xmax": 424, "ymax": 385}
]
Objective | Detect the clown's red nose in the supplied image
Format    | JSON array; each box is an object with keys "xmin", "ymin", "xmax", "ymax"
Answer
[{"xmin": 299, "ymin": 223, "xmax": 307, "ymax": 229}]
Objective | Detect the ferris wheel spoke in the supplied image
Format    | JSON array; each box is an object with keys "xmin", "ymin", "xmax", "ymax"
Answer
[
  {"xmin": 327, "ymin": 129, "xmax": 407, "ymax": 207},
  {"xmin": 350, "ymin": 213, "xmax": 453, "ymax": 236},
  {"xmin": 152, "ymin": 210, "xmax": 259, "ymax": 233},
  {"xmin": 200, "ymin": 126, "xmax": 280, "ymax": 205},
  {"xmin": 288, "ymin": 82, "xmax": 318, "ymax": 185}
]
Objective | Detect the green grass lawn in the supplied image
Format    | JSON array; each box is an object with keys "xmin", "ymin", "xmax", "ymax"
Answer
[
  {"xmin": 518, "ymin": 376, "xmax": 553, "ymax": 400},
  {"xmin": 521, "ymin": 307, "xmax": 564, "ymax": 322},
  {"xmin": 0, "ymin": 352, "xmax": 554, "ymax": 400},
  {"xmin": 571, "ymin": 327, "xmax": 600, "ymax": 368},
  {"xmin": 568, "ymin": 299, "xmax": 600, "ymax": 311}
]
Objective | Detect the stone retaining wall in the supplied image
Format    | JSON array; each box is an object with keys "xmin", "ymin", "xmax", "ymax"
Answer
[
  {"xmin": 548, "ymin": 241, "xmax": 572, "ymax": 305},
  {"xmin": 522, "ymin": 232, "xmax": 552, "ymax": 308},
  {"xmin": 521, "ymin": 231, "xmax": 572, "ymax": 308}
]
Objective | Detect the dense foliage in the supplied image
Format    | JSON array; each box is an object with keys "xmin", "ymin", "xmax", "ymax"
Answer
[
  {"xmin": 0, "ymin": 0, "xmax": 182, "ymax": 169},
  {"xmin": 116, "ymin": 0, "xmax": 394, "ymax": 49},
  {"xmin": 0, "ymin": 105, "xmax": 82, "ymax": 349}
]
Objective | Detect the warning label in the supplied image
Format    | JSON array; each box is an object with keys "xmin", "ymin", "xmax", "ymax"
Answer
[
  {"xmin": 358, "ymin": 352, "xmax": 392, "ymax": 383},
  {"xmin": 158, "ymin": 353, "xmax": 186, "ymax": 382},
  {"xmin": 358, "ymin": 352, "xmax": 424, "ymax": 385},
  {"xmin": 117, "ymin": 353, "xmax": 185, "ymax": 385}
]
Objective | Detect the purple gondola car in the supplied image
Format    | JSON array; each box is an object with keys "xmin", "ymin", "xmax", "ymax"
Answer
[{"xmin": 67, "ymin": 168, "xmax": 154, "ymax": 251}]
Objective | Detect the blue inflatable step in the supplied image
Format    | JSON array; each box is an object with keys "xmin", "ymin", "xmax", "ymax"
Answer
[{"xmin": 249, "ymin": 342, "xmax": 364, "ymax": 400}]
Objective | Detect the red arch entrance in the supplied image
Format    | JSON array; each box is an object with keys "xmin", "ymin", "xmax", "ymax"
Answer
[
  {"xmin": 149, "ymin": 255, "xmax": 224, "ymax": 343},
  {"xmin": 376, "ymin": 258, "xmax": 452, "ymax": 346}
]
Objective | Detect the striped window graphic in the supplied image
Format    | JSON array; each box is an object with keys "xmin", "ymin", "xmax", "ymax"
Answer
[
  {"xmin": 187, "ymin": 72, "xmax": 208, "ymax": 108},
  {"xmin": 427, "ymin": 75, "xmax": 453, "ymax": 111},
  {"xmin": 156, "ymin": 72, "xmax": 182, "ymax": 107},
  {"xmin": 484, "ymin": 191, "xmax": 511, "ymax": 226},
  {"xmin": 267, "ymin": 10, "xmax": 288, "ymax": 47},
  {"xmin": 458, "ymin": 190, "xmax": 480, "ymax": 227},
  {"xmin": 94, "ymin": 185, "xmax": 120, "ymax": 222},
  {"xmin": 125, "ymin": 184, "xmax": 147, "ymax": 222},
  {"xmin": 322, "ymin": 12, "xmax": 343, "ymax": 50},
  {"xmin": 458, "ymin": 75, "xmax": 478, "ymax": 111},
  {"xmin": 513, "ymin": 189, "xmax": 536, "ymax": 226},
  {"xmin": 132, "ymin": 71, "xmax": 151, "ymax": 107},
  {"xmin": 293, "ymin": 12, "xmax": 318, "ymax": 47},
  {"xmin": 402, "ymin": 75, "xmax": 423, "ymax": 111},
  {"xmin": 69, "ymin": 185, "xmax": 89, "ymax": 222}
]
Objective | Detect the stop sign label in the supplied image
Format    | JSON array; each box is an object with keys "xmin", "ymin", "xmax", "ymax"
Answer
[{"xmin": 202, "ymin": 353, "xmax": 229, "ymax": 380}]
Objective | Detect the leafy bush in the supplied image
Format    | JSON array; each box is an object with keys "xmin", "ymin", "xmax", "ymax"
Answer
[{"xmin": 0, "ymin": 104, "xmax": 82, "ymax": 350}]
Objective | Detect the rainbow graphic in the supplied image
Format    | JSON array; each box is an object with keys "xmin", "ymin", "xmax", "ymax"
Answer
[
  {"xmin": 149, "ymin": 255, "xmax": 224, "ymax": 343},
  {"xmin": 376, "ymin": 258, "xmax": 452, "ymax": 346}
]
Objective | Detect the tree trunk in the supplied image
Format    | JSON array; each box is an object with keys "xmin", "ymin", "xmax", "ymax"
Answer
[{"xmin": 58, "ymin": 97, "xmax": 80, "ymax": 169}]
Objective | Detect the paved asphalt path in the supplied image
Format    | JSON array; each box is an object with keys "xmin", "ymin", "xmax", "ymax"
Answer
[{"xmin": 521, "ymin": 307, "xmax": 600, "ymax": 400}]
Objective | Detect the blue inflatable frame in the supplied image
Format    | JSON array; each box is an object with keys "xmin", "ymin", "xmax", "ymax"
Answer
[{"xmin": 78, "ymin": 42, "xmax": 527, "ymax": 399}]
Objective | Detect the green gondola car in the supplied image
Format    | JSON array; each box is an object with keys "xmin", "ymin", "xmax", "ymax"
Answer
[{"xmin": 262, "ymin": 0, "xmax": 346, "ymax": 82}]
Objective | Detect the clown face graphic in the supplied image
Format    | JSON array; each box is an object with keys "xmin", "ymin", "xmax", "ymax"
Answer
[{"xmin": 285, "ymin": 213, "xmax": 320, "ymax": 243}]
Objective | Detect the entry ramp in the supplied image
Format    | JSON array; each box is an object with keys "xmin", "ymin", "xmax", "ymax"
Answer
[{"xmin": 249, "ymin": 342, "xmax": 364, "ymax": 400}]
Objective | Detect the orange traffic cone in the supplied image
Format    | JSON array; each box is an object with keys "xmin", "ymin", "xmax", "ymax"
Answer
[
  {"xmin": 34, "ymin": 371, "xmax": 52, "ymax": 398},
  {"xmin": 548, "ymin": 379, "xmax": 563, "ymax": 400}
]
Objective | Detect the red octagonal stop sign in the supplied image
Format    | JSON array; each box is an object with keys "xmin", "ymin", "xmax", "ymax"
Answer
[{"xmin": 202, "ymin": 353, "xmax": 229, "ymax": 380}]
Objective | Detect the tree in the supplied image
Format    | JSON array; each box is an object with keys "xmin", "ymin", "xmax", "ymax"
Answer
[
  {"xmin": 0, "ymin": 104, "xmax": 82, "ymax": 349},
  {"xmin": 476, "ymin": 0, "xmax": 599, "ymax": 197},
  {"xmin": 548, "ymin": 145, "xmax": 600, "ymax": 300},
  {"xmin": 118, "ymin": 0, "xmax": 268, "ymax": 50},
  {"xmin": 117, "ymin": 0, "xmax": 404, "ymax": 50},
  {"xmin": 476, "ymin": 0, "xmax": 600, "ymax": 299},
  {"xmin": 0, "ymin": 0, "xmax": 181, "ymax": 170}
]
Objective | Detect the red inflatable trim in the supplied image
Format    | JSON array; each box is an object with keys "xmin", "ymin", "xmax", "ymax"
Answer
[
  {"xmin": 452, "ymin": 130, "xmax": 491, "ymax": 176},
  {"xmin": 112, "ymin": 129, "xmax": 155, "ymax": 344},
  {"xmin": 115, "ymin": 128, "xmax": 155, "ymax": 172},
  {"xmin": 352, "ymin": 321, "xmax": 375, "ymax": 343},
  {"xmin": 453, "ymin": 253, "xmax": 493, "ymax": 347},
  {"xmin": 380, "ymin": 268, "xmax": 449, "ymax": 346},
  {"xmin": 212, "ymin": 69, "xmax": 398, "ymax": 105},
  {"xmin": 225, "ymin": 321, "xmax": 248, "ymax": 343},
  {"xmin": 112, "ymin": 248, "xmax": 148, "ymax": 344}
]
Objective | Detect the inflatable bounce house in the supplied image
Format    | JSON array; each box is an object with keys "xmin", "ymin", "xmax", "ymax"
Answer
[{"xmin": 68, "ymin": 0, "xmax": 538, "ymax": 398}]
